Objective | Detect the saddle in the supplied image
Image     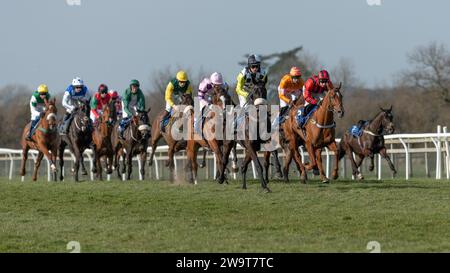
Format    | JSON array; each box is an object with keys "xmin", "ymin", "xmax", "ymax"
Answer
[
  {"xmin": 349, "ymin": 120, "xmax": 368, "ymax": 137},
  {"xmin": 296, "ymin": 105, "xmax": 318, "ymax": 128}
]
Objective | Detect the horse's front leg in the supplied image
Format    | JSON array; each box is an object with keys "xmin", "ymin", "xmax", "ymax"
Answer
[
  {"xmin": 140, "ymin": 151, "xmax": 147, "ymax": 180},
  {"xmin": 315, "ymin": 148, "xmax": 328, "ymax": 183},
  {"xmin": 263, "ymin": 151, "xmax": 270, "ymax": 183},
  {"xmin": 59, "ymin": 142, "xmax": 66, "ymax": 181},
  {"xmin": 20, "ymin": 146, "xmax": 29, "ymax": 178},
  {"xmin": 32, "ymin": 152, "xmax": 44, "ymax": 181},
  {"xmin": 240, "ymin": 150, "xmax": 252, "ymax": 190},
  {"xmin": 126, "ymin": 149, "xmax": 133, "ymax": 180},
  {"xmin": 271, "ymin": 150, "xmax": 283, "ymax": 179},
  {"xmin": 304, "ymin": 140, "xmax": 317, "ymax": 171},
  {"xmin": 73, "ymin": 148, "xmax": 82, "ymax": 182},
  {"xmin": 248, "ymin": 147, "xmax": 270, "ymax": 192}
]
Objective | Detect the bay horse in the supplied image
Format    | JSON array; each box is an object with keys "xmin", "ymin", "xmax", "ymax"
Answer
[
  {"xmin": 20, "ymin": 98, "xmax": 59, "ymax": 181},
  {"xmin": 338, "ymin": 106, "xmax": 396, "ymax": 180},
  {"xmin": 58, "ymin": 99, "xmax": 93, "ymax": 182},
  {"xmin": 290, "ymin": 82, "xmax": 344, "ymax": 183},
  {"xmin": 184, "ymin": 85, "xmax": 233, "ymax": 184},
  {"xmin": 149, "ymin": 94, "xmax": 193, "ymax": 182},
  {"xmin": 111, "ymin": 108, "xmax": 151, "ymax": 180},
  {"xmin": 91, "ymin": 102, "xmax": 116, "ymax": 180}
]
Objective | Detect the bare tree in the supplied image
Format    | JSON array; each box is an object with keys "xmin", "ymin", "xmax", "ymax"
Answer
[
  {"xmin": 403, "ymin": 41, "xmax": 450, "ymax": 103},
  {"xmin": 331, "ymin": 57, "xmax": 363, "ymax": 92}
]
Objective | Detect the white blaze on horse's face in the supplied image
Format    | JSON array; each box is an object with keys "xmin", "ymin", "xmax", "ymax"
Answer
[{"xmin": 219, "ymin": 96, "xmax": 226, "ymax": 110}]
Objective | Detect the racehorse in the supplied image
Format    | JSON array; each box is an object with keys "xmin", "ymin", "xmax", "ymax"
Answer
[
  {"xmin": 236, "ymin": 82, "xmax": 273, "ymax": 192},
  {"xmin": 91, "ymin": 102, "xmax": 116, "ymax": 180},
  {"xmin": 278, "ymin": 102, "xmax": 307, "ymax": 183},
  {"xmin": 184, "ymin": 85, "xmax": 233, "ymax": 184},
  {"xmin": 338, "ymin": 106, "xmax": 396, "ymax": 180},
  {"xmin": 58, "ymin": 99, "xmax": 93, "ymax": 182},
  {"xmin": 290, "ymin": 82, "xmax": 344, "ymax": 183},
  {"xmin": 20, "ymin": 98, "xmax": 59, "ymax": 181},
  {"xmin": 111, "ymin": 108, "xmax": 151, "ymax": 180},
  {"xmin": 149, "ymin": 94, "xmax": 193, "ymax": 182}
]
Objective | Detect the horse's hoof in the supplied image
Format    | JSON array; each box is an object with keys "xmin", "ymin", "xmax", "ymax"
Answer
[
  {"xmin": 264, "ymin": 187, "xmax": 272, "ymax": 193},
  {"xmin": 199, "ymin": 163, "xmax": 206, "ymax": 169},
  {"xmin": 300, "ymin": 178, "xmax": 306, "ymax": 184},
  {"xmin": 313, "ymin": 169, "xmax": 320, "ymax": 176},
  {"xmin": 81, "ymin": 170, "xmax": 88, "ymax": 176},
  {"xmin": 357, "ymin": 173, "xmax": 364, "ymax": 180},
  {"xmin": 321, "ymin": 179, "xmax": 330, "ymax": 184}
]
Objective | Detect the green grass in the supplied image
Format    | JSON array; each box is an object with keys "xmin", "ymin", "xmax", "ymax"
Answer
[{"xmin": 1, "ymin": 177, "xmax": 450, "ymax": 252}]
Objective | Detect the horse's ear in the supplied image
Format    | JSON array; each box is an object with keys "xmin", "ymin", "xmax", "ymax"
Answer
[
  {"xmin": 379, "ymin": 106, "xmax": 385, "ymax": 112},
  {"xmin": 147, "ymin": 107, "xmax": 151, "ymax": 113},
  {"xmin": 389, "ymin": 105, "xmax": 393, "ymax": 112},
  {"xmin": 337, "ymin": 82, "xmax": 342, "ymax": 90}
]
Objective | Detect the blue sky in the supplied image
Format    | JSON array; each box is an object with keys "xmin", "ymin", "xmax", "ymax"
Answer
[{"xmin": 1, "ymin": 0, "xmax": 449, "ymax": 92}]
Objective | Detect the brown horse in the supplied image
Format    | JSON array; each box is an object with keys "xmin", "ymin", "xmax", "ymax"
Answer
[
  {"xmin": 58, "ymin": 99, "xmax": 93, "ymax": 182},
  {"xmin": 289, "ymin": 82, "xmax": 344, "ymax": 183},
  {"xmin": 148, "ymin": 94, "xmax": 193, "ymax": 182},
  {"xmin": 184, "ymin": 86, "xmax": 233, "ymax": 184},
  {"xmin": 338, "ymin": 107, "xmax": 396, "ymax": 180},
  {"xmin": 111, "ymin": 108, "xmax": 151, "ymax": 180},
  {"xmin": 20, "ymin": 98, "xmax": 59, "ymax": 181},
  {"xmin": 236, "ymin": 82, "xmax": 272, "ymax": 192},
  {"xmin": 91, "ymin": 103, "xmax": 116, "ymax": 180},
  {"xmin": 279, "ymin": 105, "xmax": 307, "ymax": 183}
]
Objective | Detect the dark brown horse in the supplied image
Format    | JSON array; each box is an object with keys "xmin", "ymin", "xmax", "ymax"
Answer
[
  {"xmin": 20, "ymin": 98, "xmax": 59, "ymax": 181},
  {"xmin": 91, "ymin": 103, "xmax": 116, "ymax": 180},
  {"xmin": 289, "ymin": 83, "xmax": 344, "ymax": 183},
  {"xmin": 149, "ymin": 94, "xmax": 193, "ymax": 182},
  {"xmin": 338, "ymin": 107, "xmax": 396, "ymax": 180},
  {"xmin": 236, "ymin": 82, "xmax": 272, "ymax": 192},
  {"xmin": 58, "ymin": 99, "xmax": 92, "ymax": 182},
  {"xmin": 112, "ymin": 108, "xmax": 151, "ymax": 180}
]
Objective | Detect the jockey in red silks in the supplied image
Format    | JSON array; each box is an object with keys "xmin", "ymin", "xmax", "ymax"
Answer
[
  {"xmin": 90, "ymin": 84, "xmax": 111, "ymax": 125},
  {"xmin": 301, "ymin": 70, "xmax": 334, "ymax": 117},
  {"xmin": 109, "ymin": 90, "xmax": 122, "ymax": 120}
]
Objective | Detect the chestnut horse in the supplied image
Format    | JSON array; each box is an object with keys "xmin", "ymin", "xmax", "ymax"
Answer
[
  {"xmin": 20, "ymin": 98, "xmax": 59, "ymax": 181},
  {"xmin": 184, "ymin": 86, "xmax": 233, "ymax": 184},
  {"xmin": 289, "ymin": 83, "xmax": 344, "ymax": 183},
  {"xmin": 91, "ymin": 103, "xmax": 116, "ymax": 180},
  {"xmin": 148, "ymin": 94, "xmax": 193, "ymax": 182}
]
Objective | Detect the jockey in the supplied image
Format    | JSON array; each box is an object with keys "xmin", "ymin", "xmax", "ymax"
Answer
[
  {"xmin": 161, "ymin": 70, "xmax": 193, "ymax": 133},
  {"xmin": 235, "ymin": 54, "xmax": 268, "ymax": 107},
  {"xmin": 301, "ymin": 70, "xmax": 334, "ymax": 118},
  {"xmin": 198, "ymin": 72, "xmax": 229, "ymax": 111},
  {"xmin": 195, "ymin": 72, "xmax": 229, "ymax": 132},
  {"xmin": 278, "ymin": 67, "xmax": 304, "ymax": 121},
  {"xmin": 109, "ymin": 90, "xmax": 122, "ymax": 120},
  {"xmin": 118, "ymin": 79, "xmax": 146, "ymax": 140},
  {"xmin": 90, "ymin": 84, "xmax": 111, "ymax": 125},
  {"xmin": 26, "ymin": 84, "xmax": 51, "ymax": 141},
  {"xmin": 61, "ymin": 77, "xmax": 91, "ymax": 135}
]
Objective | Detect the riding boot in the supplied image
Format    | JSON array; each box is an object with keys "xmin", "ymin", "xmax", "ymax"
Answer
[
  {"xmin": 60, "ymin": 113, "xmax": 72, "ymax": 135},
  {"xmin": 26, "ymin": 118, "xmax": 40, "ymax": 141},
  {"xmin": 279, "ymin": 106, "xmax": 288, "ymax": 124},
  {"xmin": 161, "ymin": 110, "xmax": 170, "ymax": 133}
]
